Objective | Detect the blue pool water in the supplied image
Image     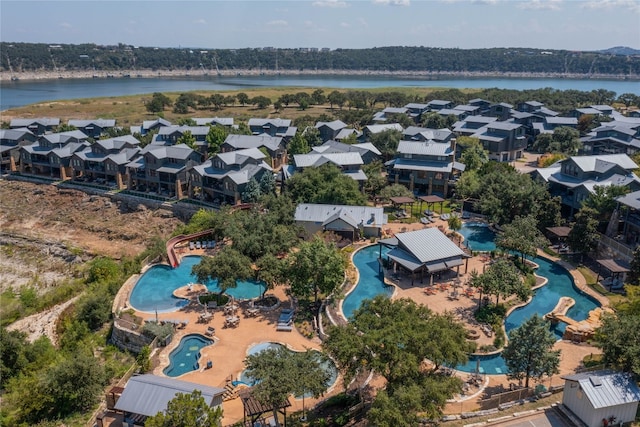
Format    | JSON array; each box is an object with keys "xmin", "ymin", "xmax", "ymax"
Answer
[
  {"xmin": 163, "ymin": 334, "xmax": 213, "ymax": 377},
  {"xmin": 344, "ymin": 241, "xmax": 601, "ymax": 375},
  {"xmin": 342, "ymin": 245, "xmax": 394, "ymax": 319},
  {"xmin": 240, "ymin": 342, "xmax": 338, "ymax": 397},
  {"xmin": 130, "ymin": 255, "xmax": 266, "ymax": 312},
  {"xmin": 459, "ymin": 222, "xmax": 497, "ymax": 252}
]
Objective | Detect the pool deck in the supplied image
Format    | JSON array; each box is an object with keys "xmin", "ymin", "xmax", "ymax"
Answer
[{"xmin": 109, "ymin": 217, "xmax": 609, "ymax": 425}]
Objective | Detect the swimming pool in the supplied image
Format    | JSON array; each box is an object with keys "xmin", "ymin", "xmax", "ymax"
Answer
[
  {"xmin": 130, "ymin": 255, "xmax": 266, "ymax": 312},
  {"xmin": 238, "ymin": 342, "xmax": 338, "ymax": 397},
  {"xmin": 459, "ymin": 222, "xmax": 497, "ymax": 252},
  {"xmin": 163, "ymin": 334, "xmax": 213, "ymax": 377},
  {"xmin": 342, "ymin": 245, "xmax": 394, "ymax": 319},
  {"xmin": 343, "ymin": 242, "xmax": 601, "ymax": 374}
]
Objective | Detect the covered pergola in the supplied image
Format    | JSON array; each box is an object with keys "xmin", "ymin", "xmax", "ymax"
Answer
[
  {"xmin": 546, "ymin": 226, "xmax": 571, "ymax": 251},
  {"xmin": 389, "ymin": 196, "xmax": 415, "ymax": 217},
  {"xmin": 378, "ymin": 228, "xmax": 469, "ymax": 286},
  {"xmin": 239, "ymin": 388, "xmax": 291, "ymax": 427},
  {"xmin": 595, "ymin": 258, "xmax": 630, "ymax": 291},
  {"xmin": 419, "ymin": 195, "xmax": 445, "ymax": 215}
]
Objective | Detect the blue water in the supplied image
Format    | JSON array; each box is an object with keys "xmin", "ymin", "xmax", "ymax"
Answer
[
  {"xmin": 240, "ymin": 342, "xmax": 338, "ymax": 397},
  {"xmin": 163, "ymin": 334, "xmax": 213, "ymax": 377},
  {"xmin": 129, "ymin": 255, "xmax": 266, "ymax": 312},
  {"xmin": 345, "ymin": 242, "xmax": 601, "ymax": 374},
  {"xmin": 3, "ymin": 75, "xmax": 638, "ymax": 110},
  {"xmin": 459, "ymin": 222, "xmax": 497, "ymax": 252},
  {"xmin": 342, "ymin": 245, "xmax": 394, "ymax": 319}
]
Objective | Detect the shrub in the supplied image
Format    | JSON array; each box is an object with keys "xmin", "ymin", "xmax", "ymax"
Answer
[{"xmin": 475, "ymin": 303, "xmax": 507, "ymax": 324}]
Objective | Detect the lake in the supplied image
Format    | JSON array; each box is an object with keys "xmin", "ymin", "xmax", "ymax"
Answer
[{"xmin": 2, "ymin": 74, "xmax": 639, "ymax": 110}]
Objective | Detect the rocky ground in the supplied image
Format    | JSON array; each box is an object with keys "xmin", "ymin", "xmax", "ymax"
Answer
[{"xmin": 0, "ymin": 179, "xmax": 184, "ymax": 340}]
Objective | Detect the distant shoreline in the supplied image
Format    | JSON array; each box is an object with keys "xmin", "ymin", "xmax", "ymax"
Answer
[{"xmin": 2, "ymin": 68, "xmax": 639, "ymax": 83}]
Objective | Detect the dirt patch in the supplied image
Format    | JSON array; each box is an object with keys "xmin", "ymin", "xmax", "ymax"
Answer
[{"xmin": 0, "ymin": 180, "xmax": 183, "ymax": 259}]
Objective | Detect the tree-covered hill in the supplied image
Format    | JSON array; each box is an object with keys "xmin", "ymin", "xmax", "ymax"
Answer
[{"xmin": 2, "ymin": 42, "xmax": 639, "ymax": 76}]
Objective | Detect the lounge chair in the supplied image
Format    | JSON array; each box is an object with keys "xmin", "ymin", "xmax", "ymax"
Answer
[
  {"xmin": 205, "ymin": 326, "xmax": 215, "ymax": 337},
  {"xmin": 420, "ymin": 217, "xmax": 430, "ymax": 225},
  {"xmin": 276, "ymin": 323, "xmax": 293, "ymax": 332},
  {"xmin": 196, "ymin": 241, "xmax": 202, "ymax": 249},
  {"xmin": 189, "ymin": 241, "xmax": 195, "ymax": 250},
  {"xmin": 441, "ymin": 213, "xmax": 450, "ymax": 220}
]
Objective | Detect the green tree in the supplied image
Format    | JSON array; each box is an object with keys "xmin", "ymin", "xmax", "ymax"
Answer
[
  {"xmin": 87, "ymin": 257, "xmax": 121, "ymax": 284},
  {"xmin": 311, "ymin": 89, "xmax": 326, "ymax": 105},
  {"xmin": 236, "ymin": 92, "xmax": 249, "ymax": 106},
  {"xmin": 369, "ymin": 129, "xmax": 402, "ymax": 161},
  {"xmin": 583, "ymin": 184, "xmax": 629, "ymax": 228},
  {"xmin": 145, "ymin": 390, "xmax": 223, "ymax": 427},
  {"xmin": 192, "ymin": 247, "xmax": 253, "ymax": 291},
  {"xmin": 255, "ymin": 253, "xmax": 284, "ymax": 297},
  {"xmin": 287, "ymin": 237, "xmax": 345, "ymax": 304},
  {"xmin": 596, "ymin": 313, "xmax": 640, "ymax": 376},
  {"xmin": 480, "ymin": 258, "xmax": 530, "ymax": 305},
  {"xmin": 327, "ymin": 90, "xmax": 346, "ymax": 110},
  {"xmin": 567, "ymin": 207, "xmax": 600, "ymax": 261},
  {"xmin": 205, "ymin": 125, "xmax": 228, "ymax": 156},
  {"xmin": 448, "ymin": 215, "xmax": 462, "ymax": 245},
  {"xmin": 244, "ymin": 347, "xmax": 328, "ymax": 427},
  {"xmin": 324, "ymin": 297, "xmax": 468, "ymax": 421},
  {"xmin": 242, "ymin": 177, "xmax": 262, "ymax": 203},
  {"xmin": 459, "ymin": 138, "xmax": 489, "ymax": 171},
  {"xmin": 496, "ymin": 215, "xmax": 548, "ymax": 265},
  {"xmin": 259, "ymin": 171, "xmax": 276, "ymax": 196},
  {"xmin": 362, "ymin": 161, "xmax": 387, "ymax": 201},
  {"xmin": 136, "ymin": 345, "xmax": 152, "ymax": 373},
  {"xmin": 420, "ymin": 112, "xmax": 447, "ymax": 129},
  {"xmin": 291, "ymin": 350, "xmax": 331, "ymax": 421},
  {"xmin": 502, "ymin": 315, "xmax": 560, "ymax": 388},
  {"xmin": 533, "ymin": 127, "xmax": 582, "ymax": 155},
  {"xmin": 251, "ymin": 96, "xmax": 272, "ymax": 109},
  {"xmin": 44, "ymin": 353, "xmax": 107, "ymax": 418},
  {"xmin": 285, "ymin": 163, "xmax": 366, "ymax": 205},
  {"xmin": 177, "ymin": 130, "xmax": 196, "ymax": 149},
  {"xmin": 627, "ymin": 246, "xmax": 640, "ymax": 286},
  {"xmin": 378, "ymin": 183, "xmax": 414, "ymax": 203},
  {"xmin": 287, "ymin": 132, "xmax": 310, "ymax": 158},
  {"xmin": 0, "ymin": 328, "xmax": 28, "ymax": 383},
  {"xmin": 76, "ymin": 291, "xmax": 111, "ymax": 330}
]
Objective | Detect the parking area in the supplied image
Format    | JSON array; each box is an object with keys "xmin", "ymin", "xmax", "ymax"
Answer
[{"xmin": 492, "ymin": 409, "xmax": 574, "ymax": 427}]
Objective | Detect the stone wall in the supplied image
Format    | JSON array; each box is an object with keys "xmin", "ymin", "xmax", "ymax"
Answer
[{"xmin": 110, "ymin": 318, "xmax": 153, "ymax": 354}]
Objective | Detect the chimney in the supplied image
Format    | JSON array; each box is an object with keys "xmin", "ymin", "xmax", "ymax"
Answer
[{"xmin": 450, "ymin": 137, "xmax": 457, "ymax": 160}]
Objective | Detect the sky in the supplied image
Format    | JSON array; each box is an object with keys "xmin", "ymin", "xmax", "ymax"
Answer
[{"xmin": 1, "ymin": 0, "xmax": 639, "ymax": 51}]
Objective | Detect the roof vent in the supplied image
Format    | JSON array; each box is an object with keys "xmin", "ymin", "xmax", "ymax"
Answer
[{"xmin": 589, "ymin": 376, "xmax": 603, "ymax": 387}]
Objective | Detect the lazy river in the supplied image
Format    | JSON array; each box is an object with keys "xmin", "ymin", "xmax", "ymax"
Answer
[
  {"xmin": 344, "ymin": 228, "xmax": 600, "ymax": 374},
  {"xmin": 130, "ymin": 255, "xmax": 266, "ymax": 312}
]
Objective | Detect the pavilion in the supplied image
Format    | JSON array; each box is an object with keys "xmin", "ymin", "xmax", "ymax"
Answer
[{"xmin": 379, "ymin": 228, "xmax": 470, "ymax": 286}]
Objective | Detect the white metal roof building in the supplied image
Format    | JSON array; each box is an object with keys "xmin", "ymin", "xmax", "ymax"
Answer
[
  {"xmin": 294, "ymin": 203, "xmax": 387, "ymax": 239},
  {"xmin": 562, "ymin": 370, "xmax": 640, "ymax": 427}
]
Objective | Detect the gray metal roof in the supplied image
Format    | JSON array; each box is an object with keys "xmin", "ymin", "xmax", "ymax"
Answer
[
  {"xmin": 395, "ymin": 228, "xmax": 465, "ymax": 264},
  {"xmin": 617, "ymin": 190, "xmax": 640, "ymax": 210},
  {"xmin": 10, "ymin": 117, "xmax": 60, "ymax": 127},
  {"xmin": 193, "ymin": 117, "xmax": 234, "ymax": 126},
  {"xmin": 114, "ymin": 374, "xmax": 224, "ymax": 417},
  {"xmin": 157, "ymin": 126, "xmax": 210, "ymax": 137},
  {"xmin": 0, "ymin": 128, "xmax": 34, "ymax": 140},
  {"xmin": 248, "ymin": 118, "xmax": 291, "ymax": 127},
  {"xmin": 563, "ymin": 370, "xmax": 640, "ymax": 409},
  {"xmin": 315, "ymin": 120, "xmax": 347, "ymax": 131},
  {"xmin": 217, "ymin": 148, "xmax": 266, "ymax": 165},
  {"xmin": 223, "ymin": 134, "xmax": 283, "ymax": 152},
  {"xmin": 364, "ymin": 123, "xmax": 403, "ymax": 134},
  {"xmin": 568, "ymin": 154, "xmax": 637, "ymax": 172},
  {"xmin": 294, "ymin": 152, "xmax": 363, "ymax": 168},
  {"xmin": 387, "ymin": 247, "xmax": 423, "ymax": 272},
  {"xmin": 546, "ymin": 117, "xmax": 577, "ymax": 125},
  {"xmin": 295, "ymin": 203, "xmax": 386, "ymax": 227},
  {"xmin": 68, "ymin": 119, "xmax": 116, "ymax": 128},
  {"xmin": 143, "ymin": 144, "xmax": 195, "ymax": 160},
  {"xmin": 397, "ymin": 140, "xmax": 452, "ymax": 156},
  {"xmin": 389, "ymin": 158, "xmax": 453, "ymax": 173}
]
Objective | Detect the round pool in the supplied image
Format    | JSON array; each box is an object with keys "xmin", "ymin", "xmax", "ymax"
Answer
[
  {"xmin": 459, "ymin": 222, "xmax": 497, "ymax": 252},
  {"xmin": 163, "ymin": 334, "xmax": 213, "ymax": 377},
  {"xmin": 240, "ymin": 342, "xmax": 338, "ymax": 397},
  {"xmin": 130, "ymin": 255, "xmax": 266, "ymax": 312}
]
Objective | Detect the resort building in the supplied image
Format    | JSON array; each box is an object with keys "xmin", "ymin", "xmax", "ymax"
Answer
[
  {"xmin": 9, "ymin": 117, "xmax": 60, "ymax": 136},
  {"xmin": 310, "ymin": 140, "xmax": 381, "ymax": 165},
  {"xmin": 193, "ymin": 117, "xmax": 234, "ymax": 128},
  {"xmin": 403, "ymin": 126, "xmax": 454, "ymax": 143},
  {"xmin": 113, "ymin": 374, "xmax": 225, "ymax": 427},
  {"xmin": 380, "ymin": 227, "xmax": 469, "ymax": 285},
  {"xmin": 0, "ymin": 128, "xmax": 37, "ymax": 174},
  {"xmin": 532, "ymin": 154, "xmax": 640, "ymax": 215},
  {"xmin": 581, "ymin": 122, "xmax": 640, "ymax": 156},
  {"xmin": 294, "ymin": 203, "xmax": 387, "ymax": 240},
  {"xmin": 70, "ymin": 135, "xmax": 141, "ymax": 188},
  {"xmin": 385, "ymin": 139, "xmax": 463, "ymax": 197},
  {"xmin": 315, "ymin": 120, "xmax": 348, "ymax": 142},
  {"xmin": 188, "ymin": 147, "xmax": 272, "ymax": 205},
  {"xmin": 19, "ymin": 130, "xmax": 89, "ymax": 179},
  {"xmin": 469, "ymin": 120, "xmax": 527, "ymax": 162},
  {"xmin": 67, "ymin": 119, "xmax": 117, "ymax": 139},
  {"xmin": 290, "ymin": 152, "xmax": 367, "ymax": 183},
  {"xmin": 220, "ymin": 134, "xmax": 287, "ymax": 169},
  {"xmin": 130, "ymin": 118, "xmax": 172, "ymax": 135},
  {"xmin": 248, "ymin": 118, "xmax": 296, "ymax": 140},
  {"xmin": 561, "ymin": 370, "xmax": 640, "ymax": 427},
  {"xmin": 125, "ymin": 143, "xmax": 200, "ymax": 199}
]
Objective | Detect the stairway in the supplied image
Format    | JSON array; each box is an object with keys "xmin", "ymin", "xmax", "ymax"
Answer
[{"xmin": 222, "ymin": 382, "xmax": 239, "ymax": 401}]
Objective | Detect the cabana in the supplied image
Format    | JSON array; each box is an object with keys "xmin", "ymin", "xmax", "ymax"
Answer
[
  {"xmin": 595, "ymin": 258, "xmax": 629, "ymax": 291},
  {"xmin": 389, "ymin": 196, "xmax": 415, "ymax": 218},
  {"xmin": 379, "ymin": 228, "xmax": 470, "ymax": 286},
  {"xmin": 240, "ymin": 387, "xmax": 291, "ymax": 427},
  {"xmin": 419, "ymin": 195, "xmax": 445, "ymax": 216},
  {"xmin": 546, "ymin": 226, "xmax": 571, "ymax": 251}
]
